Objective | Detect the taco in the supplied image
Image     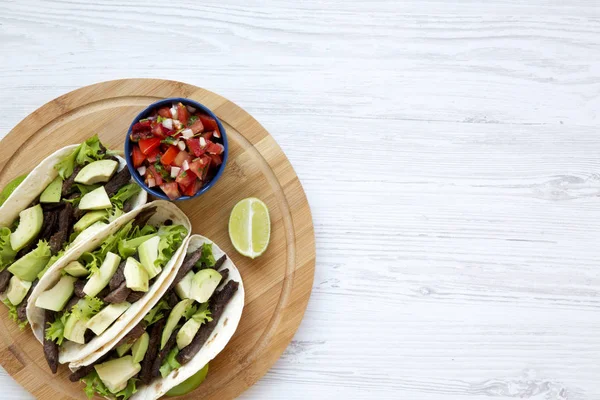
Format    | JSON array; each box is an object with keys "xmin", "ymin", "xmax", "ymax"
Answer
[
  {"xmin": 67, "ymin": 234, "xmax": 244, "ymax": 400},
  {"xmin": 0, "ymin": 135, "xmax": 147, "ymax": 329},
  {"xmin": 26, "ymin": 201, "xmax": 191, "ymax": 374}
]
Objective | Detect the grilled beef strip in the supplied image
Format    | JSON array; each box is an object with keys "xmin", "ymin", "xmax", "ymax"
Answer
[
  {"xmin": 126, "ymin": 290, "xmax": 145, "ymax": 303},
  {"xmin": 109, "ymin": 260, "xmax": 126, "ymax": 291},
  {"xmin": 61, "ymin": 165, "xmax": 83, "ymax": 198},
  {"xmin": 132, "ymin": 207, "xmax": 157, "ymax": 229},
  {"xmin": 43, "ymin": 310, "xmax": 59, "ymax": 374},
  {"xmin": 49, "ymin": 202, "xmax": 73, "ymax": 254},
  {"xmin": 0, "ymin": 269, "xmax": 11, "ymax": 293},
  {"xmin": 176, "ymin": 280, "xmax": 239, "ymax": 365},
  {"xmin": 168, "ymin": 247, "xmax": 203, "ymax": 291},
  {"xmin": 103, "ymin": 281, "xmax": 131, "ymax": 304},
  {"xmin": 139, "ymin": 318, "xmax": 166, "ymax": 384},
  {"xmin": 105, "ymin": 167, "xmax": 131, "ymax": 197}
]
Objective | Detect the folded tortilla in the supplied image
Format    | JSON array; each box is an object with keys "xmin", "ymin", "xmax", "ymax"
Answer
[
  {"xmin": 69, "ymin": 234, "xmax": 245, "ymax": 400},
  {"xmin": 27, "ymin": 200, "xmax": 191, "ymax": 365},
  {"xmin": 0, "ymin": 145, "xmax": 146, "ymax": 228}
]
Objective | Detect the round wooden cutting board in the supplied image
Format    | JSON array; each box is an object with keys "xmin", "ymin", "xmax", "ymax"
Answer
[{"xmin": 0, "ymin": 79, "xmax": 315, "ymax": 399}]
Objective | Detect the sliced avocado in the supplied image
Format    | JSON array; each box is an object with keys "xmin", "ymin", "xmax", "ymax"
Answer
[
  {"xmin": 74, "ymin": 160, "xmax": 119, "ymax": 185},
  {"xmin": 116, "ymin": 341, "xmax": 134, "ymax": 357},
  {"xmin": 176, "ymin": 316, "xmax": 201, "ymax": 350},
  {"xmin": 6, "ymin": 275, "xmax": 32, "ymax": 306},
  {"xmin": 64, "ymin": 260, "xmax": 89, "ymax": 278},
  {"xmin": 124, "ymin": 257, "xmax": 149, "ymax": 292},
  {"xmin": 83, "ymin": 251, "xmax": 121, "ymax": 297},
  {"xmin": 10, "ymin": 204, "xmax": 43, "ymax": 252},
  {"xmin": 190, "ymin": 269, "xmax": 222, "ymax": 304},
  {"xmin": 39, "ymin": 176, "xmax": 63, "ymax": 203},
  {"xmin": 174, "ymin": 271, "xmax": 194, "ymax": 300},
  {"xmin": 78, "ymin": 186, "xmax": 112, "ymax": 211},
  {"xmin": 8, "ymin": 241, "xmax": 51, "ymax": 281},
  {"xmin": 86, "ymin": 301, "xmax": 131, "ymax": 335},
  {"xmin": 94, "ymin": 355, "xmax": 141, "ymax": 394},
  {"xmin": 166, "ymin": 364, "xmax": 209, "ymax": 397},
  {"xmin": 0, "ymin": 174, "xmax": 27, "ymax": 207},
  {"xmin": 138, "ymin": 236, "xmax": 161, "ymax": 279},
  {"xmin": 74, "ymin": 210, "xmax": 108, "ymax": 233},
  {"xmin": 72, "ymin": 221, "xmax": 108, "ymax": 246},
  {"xmin": 64, "ymin": 313, "xmax": 88, "ymax": 344},
  {"xmin": 118, "ymin": 234, "xmax": 156, "ymax": 258},
  {"xmin": 35, "ymin": 275, "xmax": 77, "ymax": 312},
  {"xmin": 131, "ymin": 332, "xmax": 149, "ymax": 363},
  {"xmin": 161, "ymin": 299, "xmax": 193, "ymax": 349}
]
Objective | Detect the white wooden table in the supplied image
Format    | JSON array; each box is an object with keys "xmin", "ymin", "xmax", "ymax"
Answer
[{"xmin": 2, "ymin": 1, "xmax": 600, "ymax": 399}]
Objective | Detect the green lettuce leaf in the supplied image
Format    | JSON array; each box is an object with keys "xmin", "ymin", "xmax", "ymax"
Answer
[
  {"xmin": 0, "ymin": 227, "xmax": 16, "ymax": 271},
  {"xmin": 83, "ymin": 370, "xmax": 110, "ymax": 399},
  {"xmin": 159, "ymin": 347, "xmax": 182, "ymax": 378},
  {"xmin": 143, "ymin": 299, "xmax": 171, "ymax": 326},
  {"xmin": 45, "ymin": 311, "xmax": 70, "ymax": 345},
  {"xmin": 3, "ymin": 298, "xmax": 27, "ymax": 330},
  {"xmin": 108, "ymin": 206, "xmax": 124, "ymax": 223},
  {"xmin": 155, "ymin": 225, "xmax": 187, "ymax": 269},
  {"xmin": 196, "ymin": 242, "xmax": 216, "ymax": 268},
  {"xmin": 71, "ymin": 296, "xmax": 104, "ymax": 321},
  {"xmin": 183, "ymin": 302, "xmax": 198, "ymax": 320},
  {"xmin": 55, "ymin": 135, "xmax": 107, "ymax": 179},
  {"xmin": 191, "ymin": 303, "xmax": 213, "ymax": 324},
  {"xmin": 110, "ymin": 183, "xmax": 141, "ymax": 210}
]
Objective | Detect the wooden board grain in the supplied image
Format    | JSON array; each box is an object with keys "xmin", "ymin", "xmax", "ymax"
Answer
[{"xmin": 0, "ymin": 79, "xmax": 315, "ymax": 400}]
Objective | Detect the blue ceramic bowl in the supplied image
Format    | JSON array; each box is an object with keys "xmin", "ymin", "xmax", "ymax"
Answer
[{"xmin": 124, "ymin": 98, "xmax": 228, "ymax": 201}]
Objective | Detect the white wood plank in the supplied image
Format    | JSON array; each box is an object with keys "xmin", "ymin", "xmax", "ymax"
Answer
[{"xmin": 1, "ymin": 0, "xmax": 600, "ymax": 399}]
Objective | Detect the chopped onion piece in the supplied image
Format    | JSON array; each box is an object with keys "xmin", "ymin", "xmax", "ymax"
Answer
[
  {"xmin": 186, "ymin": 105, "xmax": 196, "ymax": 113},
  {"xmin": 181, "ymin": 129, "xmax": 193, "ymax": 139},
  {"xmin": 213, "ymin": 130, "xmax": 221, "ymax": 138},
  {"xmin": 171, "ymin": 166, "xmax": 181, "ymax": 178},
  {"xmin": 199, "ymin": 137, "xmax": 206, "ymax": 146},
  {"xmin": 177, "ymin": 141, "xmax": 186, "ymax": 151},
  {"xmin": 162, "ymin": 118, "xmax": 173, "ymax": 130},
  {"xmin": 173, "ymin": 120, "xmax": 183, "ymax": 130},
  {"xmin": 147, "ymin": 177, "xmax": 156, "ymax": 188},
  {"xmin": 170, "ymin": 105, "xmax": 178, "ymax": 120},
  {"xmin": 137, "ymin": 166, "xmax": 147, "ymax": 176},
  {"xmin": 182, "ymin": 160, "xmax": 190, "ymax": 171}
]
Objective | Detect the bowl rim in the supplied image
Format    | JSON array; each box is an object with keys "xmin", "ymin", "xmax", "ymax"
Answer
[{"xmin": 124, "ymin": 97, "xmax": 228, "ymax": 201}]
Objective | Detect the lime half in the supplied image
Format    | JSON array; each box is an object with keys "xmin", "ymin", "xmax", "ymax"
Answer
[
  {"xmin": 166, "ymin": 364, "xmax": 209, "ymax": 397},
  {"xmin": 0, "ymin": 174, "xmax": 27, "ymax": 207},
  {"xmin": 229, "ymin": 197, "xmax": 271, "ymax": 259}
]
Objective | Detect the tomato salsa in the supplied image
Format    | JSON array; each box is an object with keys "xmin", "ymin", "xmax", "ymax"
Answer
[{"xmin": 129, "ymin": 102, "xmax": 225, "ymax": 200}]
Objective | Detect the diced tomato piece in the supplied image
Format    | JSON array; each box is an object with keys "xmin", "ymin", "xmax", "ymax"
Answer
[
  {"xmin": 186, "ymin": 138, "xmax": 205, "ymax": 157},
  {"xmin": 158, "ymin": 107, "xmax": 171, "ymax": 118},
  {"xmin": 160, "ymin": 146, "xmax": 179, "ymax": 166},
  {"xmin": 139, "ymin": 137, "xmax": 161, "ymax": 155},
  {"xmin": 182, "ymin": 179, "xmax": 203, "ymax": 196},
  {"xmin": 189, "ymin": 119, "xmax": 204, "ymax": 134},
  {"xmin": 172, "ymin": 150, "xmax": 192, "ymax": 167},
  {"xmin": 148, "ymin": 165, "xmax": 164, "ymax": 186},
  {"xmin": 160, "ymin": 182, "xmax": 181, "ymax": 200},
  {"xmin": 176, "ymin": 170, "xmax": 196, "ymax": 192},
  {"xmin": 151, "ymin": 122, "xmax": 166, "ymax": 138},
  {"xmin": 205, "ymin": 141, "xmax": 224, "ymax": 155},
  {"xmin": 189, "ymin": 156, "xmax": 211, "ymax": 181},
  {"xmin": 201, "ymin": 132, "xmax": 213, "ymax": 141},
  {"xmin": 199, "ymin": 115, "xmax": 218, "ymax": 132},
  {"xmin": 177, "ymin": 103, "xmax": 189, "ymax": 126},
  {"xmin": 131, "ymin": 145, "xmax": 145, "ymax": 168},
  {"xmin": 146, "ymin": 148, "xmax": 161, "ymax": 163},
  {"xmin": 209, "ymin": 153, "xmax": 222, "ymax": 166}
]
